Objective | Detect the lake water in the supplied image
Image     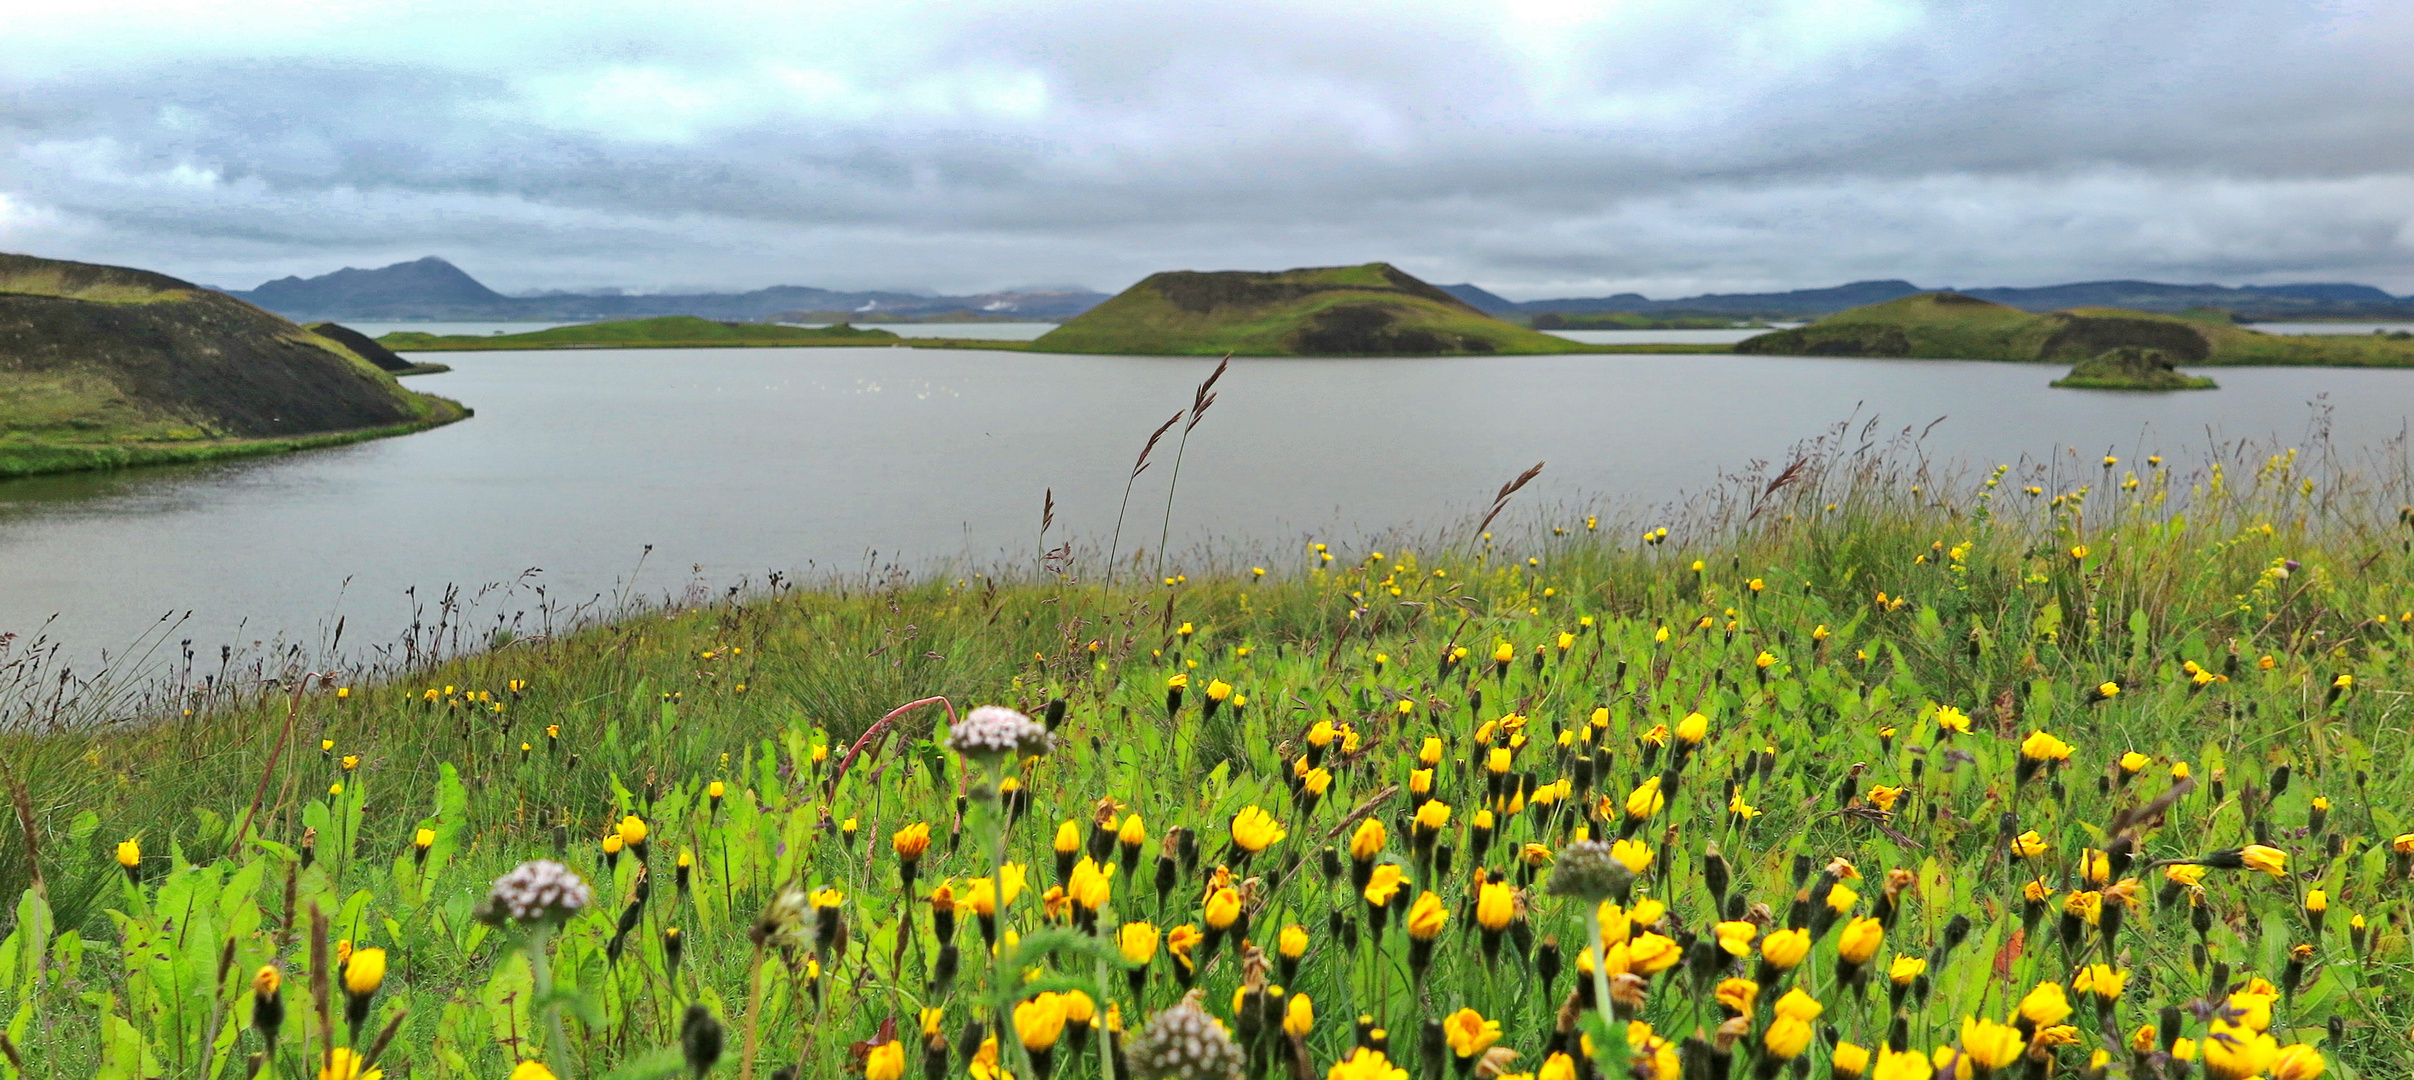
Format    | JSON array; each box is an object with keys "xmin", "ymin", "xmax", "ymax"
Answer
[{"xmin": 3, "ymin": 347, "xmax": 2411, "ymax": 674}]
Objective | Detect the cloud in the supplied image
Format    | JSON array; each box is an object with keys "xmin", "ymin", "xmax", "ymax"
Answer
[{"xmin": 2, "ymin": 0, "xmax": 2411, "ymax": 295}]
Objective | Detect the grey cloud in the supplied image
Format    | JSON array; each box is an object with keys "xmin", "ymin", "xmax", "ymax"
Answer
[{"xmin": 3, "ymin": 0, "xmax": 2411, "ymax": 296}]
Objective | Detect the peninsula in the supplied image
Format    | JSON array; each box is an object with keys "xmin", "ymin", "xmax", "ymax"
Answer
[
  {"xmin": 377, "ymin": 316, "xmax": 901, "ymax": 350},
  {"xmin": 0, "ymin": 252, "xmax": 469, "ymax": 479}
]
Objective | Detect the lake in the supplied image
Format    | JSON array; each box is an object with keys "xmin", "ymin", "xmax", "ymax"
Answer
[{"xmin": 3, "ymin": 347, "xmax": 2410, "ymax": 674}]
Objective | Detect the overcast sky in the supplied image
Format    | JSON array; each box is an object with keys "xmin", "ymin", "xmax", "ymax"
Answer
[{"xmin": 3, "ymin": 0, "xmax": 2411, "ymax": 299}]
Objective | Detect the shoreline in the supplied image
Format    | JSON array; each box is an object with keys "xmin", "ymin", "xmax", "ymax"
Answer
[{"xmin": 0, "ymin": 397, "xmax": 472, "ymax": 481}]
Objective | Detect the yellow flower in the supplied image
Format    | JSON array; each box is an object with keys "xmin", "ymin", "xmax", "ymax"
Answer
[
  {"xmin": 1330, "ymin": 1048, "xmax": 1409, "ymax": 1080},
  {"xmin": 1623, "ymin": 777, "xmax": 1665, "ymax": 820},
  {"xmin": 1960, "ymin": 1017, "xmax": 2026, "ymax": 1072},
  {"xmin": 2011, "ymin": 830, "xmax": 2048, "ymax": 859},
  {"xmin": 1760, "ymin": 927, "xmax": 1811, "ymax": 970},
  {"xmin": 1627, "ymin": 932, "xmax": 1680, "ymax": 974},
  {"xmin": 1406, "ymin": 892, "xmax": 1448, "ymax": 940},
  {"xmin": 1204, "ymin": 887, "xmax": 1241, "ymax": 930},
  {"xmin": 1364, "ymin": 864, "xmax": 1406, "ymax": 907},
  {"xmin": 1229, "ymin": 806, "xmax": 1286, "ymax": 853},
  {"xmin": 2119, "ymin": 751, "xmax": 2150, "ymax": 774},
  {"xmin": 509, "ymin": 1062, "xmax": 557, "ymax": 1080},
  {"xmin": 1676, "ymin": 712, "xmax": 1709, "ymax": 744},
  {"xmin": 2018, "ymin": 982, "xmax": 2072, "ymax": 1026},
  {"xmin": 1476, "ymin": 882, "xmax": 1515, "ymax": 931},
  {"xmin": 864, "ymin": 1041, "xmax": 907, "ymax": 1080},
  {"xmin": 1165, "ymin": 924, "xmax": 1201, "ymax": 972},
  {"xmin": 1836, "ymin": 917, "xmax": 1884, "ymax": 966},
  {"xmin": 1774, "ymin": 987, "xmax": 1824, "ymax": 1023},
  {"xmin": 1763, "ymin": 1016, "xmax": 1813, "ymax": 1060},
  {"xmin": 1715, "ymin": 977, "xmax": 1759, "ymax": 1015},
  {"xmin": 2267, "ymin": 1043, "xmax": 2327, "ymax": 1080},
  {"xmin": 893, "ymin": 822, "xmax": 932, "ymax": 861},
  {"xmin": 1870, "ymin": 1047, "xmax": 1932, "ymax": 1080},
  {"xmin": 1889, "ymin": 955, "xmax": 1927, "ymax": 985},
  {"xmin": 1284, "ymin": 992, "xmax": 1314, "ymax": 1039},
  {"xmin": 1279, "ymin": 923, "xmax": 1308, "ymax": 959},
  {"xmin": 1414, "ymin": 799, "xmax": 1451, "ymax": 832},
  {"xmin": 1349, "ymin": 818, "xmax": 1388, "ymax": 862},
  {"xmin": 1610, "ymin": 839, "xmax": 1653, "ymax": 874},
  {"xmin": 1713, "ymin": 921, "xmax": 1757, "ymax": 957},
  {"xmin": 1205, "ymin": 679, "xmax": 1233, "ymax": 702},
  {"xmin": 616, "ymin": 815, "xmax": 648, "ymax": 846},
  {"xmin": 1833, "ymin": 1043, "xmax": 1870, "ymax": 1078},
  {"xmin": 1933, "ymin": 705, "xmax": 1970, "ymax": 734},
  {"xmin": 1014, "ymin": 992, "xmax": 1068, "ymax": 1052},
  {"xmin": 1443, "ymin": 1008, "xmax": 1501, "ymax": 1058},
  {"xmin": 2021, "ymin": 730, "xmax": 2073, "ymax": 762},
  {"xmin": 317, "ymin": 1048, "xmax": 384, "ymax": 1080},
  {"xmin": 2240, "ymin": 844, "xmax": 2289, "ymax": 877},
  {"xmin": 115, "ymin": 839, "xmax": 141, "ymax": 869},
  {"xmin": 1537, "ymin": 1053, "xmax": 1576, "ymax": 1080},
  {"xmin": 343, "ymin": 948, "xmax": 387, "ymax": 997},
  {"xmin": 1117, "ymin": 922, "xmax": 1159, "ymax": 966},
  {"xmin": 2201, "ymin": 1020, "xmax": 2278, "ymax": 1080},
  {"xmin": 2165, "ymin": 863, "xmax": 2205, "ymax": 886}
]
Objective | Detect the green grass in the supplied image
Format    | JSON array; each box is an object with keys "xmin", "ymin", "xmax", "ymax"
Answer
[
  {"xmin": 3, "ymin": 435, "xmax": 2410, "ymax": 1080},
  {"xmin": 1034, "ymin": 264, "xmax": 1602, "ymax": 356},
  {"xmin": 0, "ymin": 396, "xmax": 472, "ymax": 479},
  {"xmin": 379, "ymin": 317, "xmax": 904, "ymax": 351}
]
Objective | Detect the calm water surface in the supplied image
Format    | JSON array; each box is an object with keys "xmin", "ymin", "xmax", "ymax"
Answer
[{"xmin": 4, "ymin": 347, "xmax": 2411, "ymax": 668}]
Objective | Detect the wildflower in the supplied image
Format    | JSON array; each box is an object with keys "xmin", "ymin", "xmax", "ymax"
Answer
[
  {"xmin": 115, "ymin": 839, "xmax": 141, "ymax": 881},
  {"xmin": 864, "ymin": 1040, "xmax": 906, "ymax": 1080},
  {"xmin": 317, "ymin": 1048, "xmax": 383, "ymax": 1080},
  {"xmin": 2011, "ymin": 831, "xmax": 2048, "ymax": 859},
  {"xmin": 341, "ymin": 947, "xmax": 386, "ymax": 1031},
  {"xmin": 251, "ymin": 966, "xmax": 284, "ymax": 1047},
  {"xmin": 1870, "ymin": 1047, "xmax": 1932, "ymax": 1080},
  {"xmin": 1889, "ymin": 955, "xmax": 1926, "ymax": 985},
  {"xmin": 1834, "ymin": 1042, "xmax": 1871, "ymax": 1078},
  {"xmin": 1714, "ymin": 920, "xmax": 1757, "ymax": 957},
  {"xmin": 509, "ymin": 1063, "xmax": 556, "ymax": 1080},
  {"xmin": 1610, "ymin": 838, "xmax": 1653, "ymax": 874},
  {"xmin": 1328, "ymin": 1047, "xmax": 1408, "ymax": 1080},
  {"xmin": 1230, "ymin": 806, "xmax": 1286, "ymax": 854},
  {"xmin": 1676, "ymin": 711, "xmax": 1709, "ymax": 744},
  {"xmin": 1760, "ymin": 927, "xmax": 1811, "ymax": 970},
  {"xmin": 2018, "ymin": 982, "xmax": 2072, "ymax": 1027},
  {"xmin": 2240, "ymin": 844, "xmax": 2289, "ymax": 877},
  {"xmin": 1960, "ymin": 1017, "xmax": 2025, "ymax": 1072},
  {"xmin": 1118, "ymin": 922, "xmax": 1159, "ymax": 966},
  {"xmin": 1444, "ymin": 1008, "xmax": 1500, "ymax": 1060},
  {"xmin": 1909, "ymin": 707, "xmax": 1965, "ymax": 743},
  {"xmin": 1126, "ymin": 999, "xmax": 1245, "ymax": 1080},
  {"xmin": 1836, "ymin": 917, "xmax": 1883, "ymax": 969},
  {"xmin": 1284, "ymin": 991, "xmax": 1316, "ymax": 1039}
]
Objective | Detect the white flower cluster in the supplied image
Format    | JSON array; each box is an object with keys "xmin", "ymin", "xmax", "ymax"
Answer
[
  {"xmin": 480, "ymin": 859, "xmax": 591, "ymax": 925},
  {"xmin": 942, "ymin": 705, "xmax": 1053, "ymax": 759}
]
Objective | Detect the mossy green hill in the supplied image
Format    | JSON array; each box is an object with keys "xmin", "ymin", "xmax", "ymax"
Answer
[
  {"xmin": 0, "ymin": 252, "xmax": 467, "ymax": 479},
  {"xmin": 1735, "ymin": 291, "xmax": 2414, "ymax": 367},
  {"xmin": 1032, "ymin": 263, "xmax": 1596, "ymax": 355},
  {"xmin": 377, "ymin": 316, "xmax": 901, "ymax": 351}
]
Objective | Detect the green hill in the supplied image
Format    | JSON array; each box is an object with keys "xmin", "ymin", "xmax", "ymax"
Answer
[
  {"xmin": 378, "ymin": 316, "xmax": 901, "ymax": 351},
  {"xmin": 1031, "ymin": 263, "xmax": 1596, "ymax": 356},
  {"xmin": 2050, "ymin": 346, "xmax": 2218, "ymax": 390},
  {"xmin": 0, "ymin": 252, "xmax": 468, "ymax": 479},
  {"xmin": 1735, "ymin": 291, "xmax": 2414, "ymax": 368}
]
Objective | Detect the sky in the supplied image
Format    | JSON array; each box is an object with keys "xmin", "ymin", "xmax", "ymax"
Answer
[{"xmin": 3, "ymin": 0, "xmax": 2412, "ymax": 300}]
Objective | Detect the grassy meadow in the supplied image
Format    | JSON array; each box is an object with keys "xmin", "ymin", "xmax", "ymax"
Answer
[{"xmin": 2, "ymin": 432, "xmax": 2412, "ymax": 1080}]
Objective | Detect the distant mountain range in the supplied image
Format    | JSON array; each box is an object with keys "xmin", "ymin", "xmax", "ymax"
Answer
[
  {"xmin": 220, "ymin": 257, "xmax": 1112, "ymax": 322},
  {"xmin": 1440, "ymin": 278, "xmax": 2414, "ymax": 321},
  {"xmin": 215, "ymin": 257, "xmax": 2414, "ymax": 324}
]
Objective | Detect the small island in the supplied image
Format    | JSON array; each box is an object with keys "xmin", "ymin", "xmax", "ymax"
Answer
[
  {"xmin": 376, "ymin": 315, "xmax": 901, "ymax": 351},
  {"xmin": 2050, "ymin": 347, "xmax": 2217, "ymax": 390},
  {"xmin": 1734, "ymin": 291, "xmax": 2414, "ymax": 368},
  {"xmin": 1030, "ymin": 263, "xmax": 1599, "ymax": 356}
]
